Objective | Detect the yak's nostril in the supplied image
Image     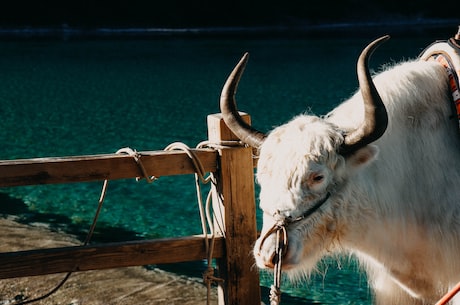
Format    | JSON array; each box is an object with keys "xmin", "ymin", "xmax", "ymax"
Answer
[
  {"xmin": 257, "ymin": 224, "xmax": 289, "ymax": 269},
  {"xmin": 263, "ymin": 252, "xmax": 280, "ymax": 269},
  {"xmin": 264, "ymin": 259, "xmax": 275, "ymax": 269}
]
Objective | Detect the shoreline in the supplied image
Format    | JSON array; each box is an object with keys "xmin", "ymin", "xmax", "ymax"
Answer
[
  {"xmin": 0, "ymin": 216, "xmax": 217, "ymax": 305},
  {"xmin": 0, "ymin": 19, "xmax": 457, "ymax": 39}
]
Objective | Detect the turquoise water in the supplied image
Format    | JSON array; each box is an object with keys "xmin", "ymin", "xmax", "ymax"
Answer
[{"xmin": 0, "ymin": 27, "xmax": 454, "ymax": 304}]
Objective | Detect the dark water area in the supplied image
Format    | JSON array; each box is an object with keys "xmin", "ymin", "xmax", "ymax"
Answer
[{"xmin": 0, "ymin": 22, "xmax": 458, "ymax": 304}]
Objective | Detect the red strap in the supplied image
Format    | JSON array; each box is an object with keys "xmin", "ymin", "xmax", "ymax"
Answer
[{"xmin": 428, "ymin": 54, "xmax": 460, "ymax": 119}]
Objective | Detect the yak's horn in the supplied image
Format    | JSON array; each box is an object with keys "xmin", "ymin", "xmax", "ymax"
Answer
[
  {"xmin": 220, "ymin": 52, "xmax": 266, "ymax": 148},
  {"xmin": 340, "ymin": 35, "xmax": 390, "ymax": 155}
]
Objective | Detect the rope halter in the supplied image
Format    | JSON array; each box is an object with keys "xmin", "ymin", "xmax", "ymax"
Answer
[{"xmin": 258, "ymin": 192, "xmax": 331, "ymax": 305}]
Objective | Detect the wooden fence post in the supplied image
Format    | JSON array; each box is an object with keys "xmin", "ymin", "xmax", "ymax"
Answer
[{"xmin": 207, "ymin": 112, "xmax": 261, "ymax": 305}]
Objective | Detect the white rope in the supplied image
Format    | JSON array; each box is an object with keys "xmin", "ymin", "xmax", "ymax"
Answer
[
  {"xmin": 258, "ymin": 222, "xmax": 288, "ymax": 305},
  {"xmin": 115, "ymin": 144, "xmax": 228, "ymax": 304},
  {"xmin": 116, "ymin": 147, "xmax": 157, "ymax": 183},
  {"xmin": 269, "ymin": 226, "xmax": 286, "ymax": 305},
  {"xmin": 118, "ymin": 143, "xmax": 233, "ymax": 304},
  {"xmin": 164, "ymin": 142, "xmax": 225, "ymax": 305}
]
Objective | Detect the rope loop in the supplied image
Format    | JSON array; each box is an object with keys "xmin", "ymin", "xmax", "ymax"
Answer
[
  {"xmin": 164, "ymin": 142, "xmax": 211, "ymax": 184},
  {"xmin": 164, "ymin": 142, "xmax": 225, "ymax": 305},
  {"xmin": 116, "ymin": 147, "xmax": 157, "ymax": 183},
  {"xmin": 270, "ymin": 224, "xmax": 288, "ymax": 305},
  {"xmin": 257, "ymin": 222, "xmax": 288, "ymax": 305},
  {"xmin": 197, "ymin": 140, "xmax": 260, "ymax": 160}
]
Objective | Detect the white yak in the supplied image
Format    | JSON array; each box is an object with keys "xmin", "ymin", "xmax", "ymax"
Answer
[{"xmin": 219, "ymin": 33, "xmax": 460, "ymax": 305}]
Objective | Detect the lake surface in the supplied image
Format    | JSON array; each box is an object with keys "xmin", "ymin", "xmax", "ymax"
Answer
[{"xmin": 0, "ymin": 24, "xmax": 457, "ymax": 304}]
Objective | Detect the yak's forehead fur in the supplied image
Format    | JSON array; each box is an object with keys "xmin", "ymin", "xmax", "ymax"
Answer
[
  {"xmin": 258, "ymin": 116, "xmax": 343, "ymax": 177},
  {"xmin": 256, "ymin": 115, "xmax": 346, "ymax": 213}
]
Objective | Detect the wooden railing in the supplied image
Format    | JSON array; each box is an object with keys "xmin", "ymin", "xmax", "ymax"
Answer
[{"xmin": 0, "ymin": 113, "xmax": 261, "ymax": 305}]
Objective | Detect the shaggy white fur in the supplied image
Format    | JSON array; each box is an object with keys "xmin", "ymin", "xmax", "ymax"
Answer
[{"xmin": 254, "ymin": 59, "xmax": 460, "ymax": 305}]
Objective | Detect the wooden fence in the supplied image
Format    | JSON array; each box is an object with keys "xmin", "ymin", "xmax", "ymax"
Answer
[{"xmin": 0, "ymin": 113, "xmax": 261, "ymax": 305}]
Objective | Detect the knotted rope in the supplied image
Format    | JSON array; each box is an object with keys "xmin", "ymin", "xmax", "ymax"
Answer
[
  {"xmin": 113, "ymin": 145, "xmax": 227, "ymax": 304},
  {"xmin": 270, "ymin": 225, "xmax": 288, "ymax": 305},
  {"xmin": 116, "ymin": 147, "xmax": 157, "ymax": 182},
  {"xmin": 114, "ymin": 144, "xmax": 226, "ymax": 304},
  {"xmin": 257, "ymin": 220, "xmax": 289, "ymax": 305},
  {"xmin": 164, "ymin": 142, "xmax": 226, "ymax": 305}
]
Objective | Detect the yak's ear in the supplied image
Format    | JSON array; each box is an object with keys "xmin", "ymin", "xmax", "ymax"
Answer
[{"xmin": 345, "ymin": 145, "xmax": 379, "ymax": 170}]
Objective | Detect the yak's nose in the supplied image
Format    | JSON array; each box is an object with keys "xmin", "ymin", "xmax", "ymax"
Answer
[
  {"xmin": 255, "ymin": 249, "xmax": 276, "ymax": 269},
  {"xmin": 256, "ymin": 241, "xmax": 286, "ymax": 269},
  {"xmin": 256, "ymin": 223, "xmax": 289, "ymax": 269},
  {"xmin": 264, "ymin": 252, "xmax": 280, "ymax": 269},
  {"xmin": 257, "ymin": 247, "xmax": 288, "ymax": 270}
]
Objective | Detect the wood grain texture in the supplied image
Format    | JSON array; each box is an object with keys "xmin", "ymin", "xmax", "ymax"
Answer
[
  {"xmin": 0, "ymin": 149, "xmax": 217, "ymax": 187},
  {"xmin": 0, "ymin": 235, "xmax": 224, "ymax": 279}
]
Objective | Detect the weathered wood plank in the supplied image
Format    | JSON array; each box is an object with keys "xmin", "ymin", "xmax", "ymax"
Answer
[
  {"xmin": 217, "ymin": 146, "xmax": 261, "ymax": 305},
  {"xmin": 0, "ymin": 149, "xmax": 217, "ymax": 187},
  {"xmin": 0, "ymin": 235, "xmax": 224, "ymax": 279},
  {"xmin": 208, "ymin": 113, "xmax": 261, "ymax": 305}
]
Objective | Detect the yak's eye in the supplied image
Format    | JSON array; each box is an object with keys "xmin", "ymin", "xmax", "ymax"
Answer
[
  {"xmin": 312, "ymin": 174, "xmax": 324, "ymax": 182},
  {"xmin": 303, "ymin": 172, "xmax": 325, "ymax": 188}
]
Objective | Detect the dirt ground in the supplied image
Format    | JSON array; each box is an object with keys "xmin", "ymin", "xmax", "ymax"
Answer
[{"xmin": 0, "ymin": 216, "xmax": 218, "ymax": 305}]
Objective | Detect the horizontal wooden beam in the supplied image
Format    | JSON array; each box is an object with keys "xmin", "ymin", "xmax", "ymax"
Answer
[
  {"xmin": 0, "ymin": 149, "xmax": 218, "ymax": 187},
  {"xmin": 0, "ymin": 235, "xmax": 224, "ymax": 279}
]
